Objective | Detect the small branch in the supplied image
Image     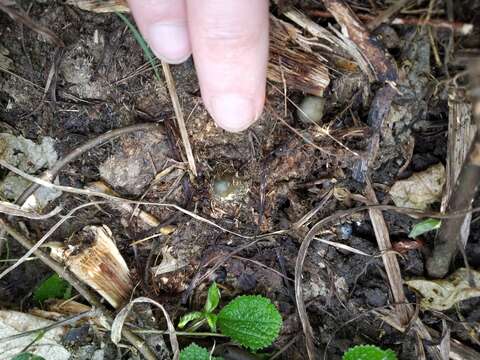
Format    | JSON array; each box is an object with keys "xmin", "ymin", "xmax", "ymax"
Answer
[
  {"xmin": 161, "ymin": 61, "xmax": 198, "ymax": 177},
  {"xmin": 0, "ymin": 218, "xmax": 158, "ymax": 360},
  {"xmin": 308, "ymin": 10, "xmax": 473, "ymax": 35}
]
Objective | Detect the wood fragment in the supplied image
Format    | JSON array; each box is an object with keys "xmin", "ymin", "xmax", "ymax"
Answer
[
  {"xmin": 51, "ymin": 225, "xmax": 133, "ymax": 309},
  {"xmin": 268, "ymin": 16, "xmax": 330, "ymax": 96}
]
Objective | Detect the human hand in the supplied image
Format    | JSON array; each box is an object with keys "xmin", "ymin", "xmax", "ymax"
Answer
[{"xmin": 127, "ymin": 0, "xmax": 269, "ymax": 132}]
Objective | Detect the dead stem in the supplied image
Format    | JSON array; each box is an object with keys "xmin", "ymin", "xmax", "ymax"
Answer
[{"xmin": 161, "ymin": 61, "xmax": 198, "ymax": 177}]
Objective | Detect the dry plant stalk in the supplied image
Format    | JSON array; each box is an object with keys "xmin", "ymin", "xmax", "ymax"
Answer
[
  {"xmin": 66, "ymin": 0, "xmax": 129, "ymax": 13},
  {"xmin": 268, "ymin": 16, "xmax": 330, "ymax": 96},
  {"xmin": 51, "ymin": 225, "xmax": 132, "ymax": 309}
]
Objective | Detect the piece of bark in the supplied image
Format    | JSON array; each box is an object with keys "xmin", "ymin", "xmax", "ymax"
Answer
[{"xmin": 51, "ymin": 225, "xmax": 132, "ymax": 308}]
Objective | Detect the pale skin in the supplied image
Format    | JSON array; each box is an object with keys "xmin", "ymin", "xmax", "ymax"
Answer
[{"xmin": 127, "ymin": 0, "xmax": 270, "ymax": 132}]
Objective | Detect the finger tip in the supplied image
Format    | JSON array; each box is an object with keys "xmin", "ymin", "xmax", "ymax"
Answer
[
  {"xmin": 149, "ymin": 22, "xmax": 192, "ymax": 64},
  {"xmin": 209, "ymin": 94, "xmax": 261, "ymax": 132}
]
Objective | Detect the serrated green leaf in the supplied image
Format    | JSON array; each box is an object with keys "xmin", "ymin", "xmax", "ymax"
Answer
[
  {"xmin": 204, "ymin": 282, "xmax": 221, "ymax": 313},
  {"xmin": 409, "ymin": 218, "xmax": 441, "ymax": 238},
  {"xmin": 179, "ymin": 343, "xmax": 223, "ymax": 360},
  {"xmin": 205, "ymin": 313, "xmax": 218, "ymax": 332},
  {"xmin": 217, "ymin": 295, "xmax": 282, "ymax": 350},
  {"xmin": 11, "ymin": 353, "xmax": 45, "ymax": 360},
  {"xmin": 343, "ymin": 345, "xmax": 397, "ymax": 360},
  {"xmin": 33, "ymin": 274, "xmax": 71, "ymax": 303},
  {"xmin": 178, "ymin": 311, "xmax": 204, "ymax": 329}
]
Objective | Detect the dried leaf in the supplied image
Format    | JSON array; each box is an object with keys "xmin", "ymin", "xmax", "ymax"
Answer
[
  {"xmin": 389, "ymin": 163, "xmax": 445, "ymax": 210},
  {"xmin": 406, "ymin": 268, "xmax": 480, "ymax": 311}
]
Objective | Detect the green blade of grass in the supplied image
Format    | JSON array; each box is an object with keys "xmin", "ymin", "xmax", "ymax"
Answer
[{"xmin": 115, "ymin": 12, "xmax": 161, "ymax": 82}]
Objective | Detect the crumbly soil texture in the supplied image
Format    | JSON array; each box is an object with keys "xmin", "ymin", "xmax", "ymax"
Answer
[{"xmin": 1, "ymin": 1, "xmax": 480, "ymax": 359}]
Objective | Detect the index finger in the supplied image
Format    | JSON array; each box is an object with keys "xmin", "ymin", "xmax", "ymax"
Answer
[{"xmin": 186, "ymin": 0, "xmax": 269, "ymax": 132}]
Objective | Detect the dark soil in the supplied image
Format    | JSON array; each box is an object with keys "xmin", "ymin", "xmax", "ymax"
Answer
[{"xmin": 1, "ymin": 1, "xmax": 480, "ymax": 359}]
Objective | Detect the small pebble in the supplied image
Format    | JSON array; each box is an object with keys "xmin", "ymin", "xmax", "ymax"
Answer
[
  {"xmin": 337, "ymin": 223, "xmax": 353, "ymax": 240},
  {"xmin": 297, "ymin": 95, "xmax": 326, "ymax": 124}
]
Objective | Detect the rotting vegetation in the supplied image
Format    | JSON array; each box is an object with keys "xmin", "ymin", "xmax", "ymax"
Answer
[{"xmin": 1, "ymin": 1, "xmax": 480, "ymax": 359}]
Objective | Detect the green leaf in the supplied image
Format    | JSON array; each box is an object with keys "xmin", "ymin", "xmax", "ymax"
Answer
[
  {"xmin": 204, "ymin": 282, "xmax": 221, "ymax": 313},
  {"xmin": 179, "ymin": 343, "xmax": 223, "ymax": 360},
  {"xmin": 178, "ymin": 311, "xmax": 204, "ymax": 329},
  {"xmin": 409, "ymin": 218, "xmax": 441, "ymax": 238},
  {"xmin": 115, "ymin": 12, "xmax": 161, "ymax": 82},
  {"xmin": 33, "ymin": 274, "xmax": 71, "ymax": 303},
  {"xmin": 217, "ymin": 295, "xmax": 282, "ymax": 351},
  {"xmin": 11, "ymin": 353, "xmax": 45, "ymax": 360},
  {"xmin": 205, "ymin": 313, "xmax": 218, "ymax": 333},
  {"xmin": 343, "ymin": 345, "xmax": 397, "ymax": 360}
]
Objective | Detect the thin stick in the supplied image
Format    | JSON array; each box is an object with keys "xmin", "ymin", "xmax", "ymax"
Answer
[
  {"xmin": 0, "ymin": 310, "xmax": 99, "ymax": 344},
  {"xmin": 308, "ymin": 10, "xmax": 473, "ymax": 35},
  {"xmin": 161, "ymin": 61, "xmax": 198, "ymax": 176},
  {"xmin": 365, "ymin": 178, "xmax": 409, "ymax": 325},
  {"xmin": 0, "ymin": 218, "xmax": 157, "ymax": 360}
]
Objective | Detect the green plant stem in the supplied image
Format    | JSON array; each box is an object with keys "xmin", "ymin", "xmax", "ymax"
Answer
[{"xmin": 133, "ymin": 329, "xmax": 228, "ymax": 337}]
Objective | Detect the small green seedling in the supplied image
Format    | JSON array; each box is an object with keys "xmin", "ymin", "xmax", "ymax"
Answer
[
  {"xmin": 33, "ymin": 273, "xmax": 72, "ymax": 303},
  {"xmin": 179, "ymin": 282, "xmax": 221, "ymax": 332},
  {"xmin": 178, "ymin": 282, "xmax": 282, "ymax": 356},
  {"xmin": 409, "ymin": 218, "xmax": 441, "ymax": 238},
  {"xmin": 11, "ymin": 353, "xmax": 45, "ymax": 360},
  {"xmin": 343, "ymin": 345, "xmax": 397, "ymax": 360},
  {"xmin": 179, "ymin": 343, "xmax": 223, "ymax": 360}
]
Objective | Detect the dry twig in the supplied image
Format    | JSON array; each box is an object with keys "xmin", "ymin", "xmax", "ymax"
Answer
[{"xmin": 161, "ymin": 61, "xmax": 198, "ymax": 176}]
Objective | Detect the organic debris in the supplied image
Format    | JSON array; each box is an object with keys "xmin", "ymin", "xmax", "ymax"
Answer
[
  {"xmin": 0, "ymin": 310, "xmax": 70, "ymax": 360},
  {"xmin": 406, "ymin": 268, "xmax": 480, "ymax": 311},
  {"xmin": 50, "ymin": 225, "xmax": 132, "ymax": 308},
  {"xmin": 389, "ymin": 163, "xmax": 446, "ymax": 210}
]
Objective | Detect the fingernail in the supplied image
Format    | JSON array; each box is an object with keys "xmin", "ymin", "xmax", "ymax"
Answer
[
  {"xmin": 149, "ymin": 22, "xmax": 191, "ymax": 64},
  {"xmin": 210, "ymin": 94, "xmax": 257, "ymax": 132}
]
